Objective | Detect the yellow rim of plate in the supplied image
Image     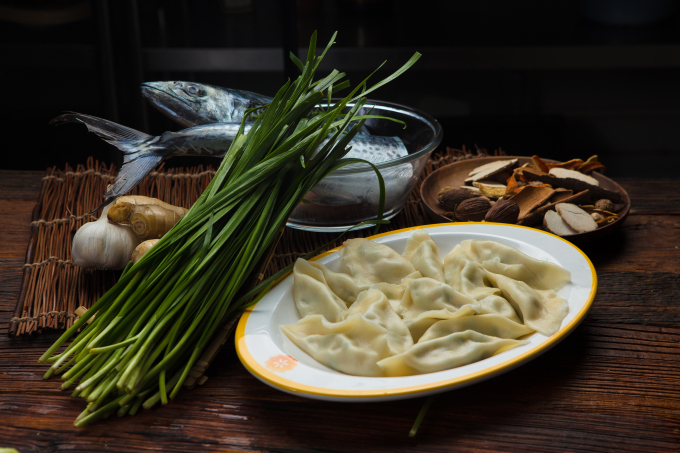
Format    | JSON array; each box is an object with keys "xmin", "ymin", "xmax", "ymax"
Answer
[{"xmin": 235, "ymin": 222, "xmax": 598, "ymax": 398}]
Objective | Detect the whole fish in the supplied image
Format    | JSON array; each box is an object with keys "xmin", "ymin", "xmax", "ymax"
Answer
[
  {"xmin": 141, "ymin": 81, "xmax": 373, "ymax": 136},
  {"xmin": 50, "ymin": 112, "xmax": 407, "ymax": 202},
  {"xmin": 140, "ymin": 81, "xmax": 271, "ymax": 128}
]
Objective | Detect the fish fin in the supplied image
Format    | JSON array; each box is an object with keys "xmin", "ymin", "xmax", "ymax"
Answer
[
  {"xmin": 103, "ymin": 153, "xmax": 164, "ymax": 199},
  {"xmin": 88, "ymin": 197, "xmax": 116, "ymax": 216},
  {"xmin": 50, "ymin": 112, "xmax": 153, "ymax": 147},
  {"xmin": 51, "ymin": 112, "xmax": 165, "ymax": 199}
]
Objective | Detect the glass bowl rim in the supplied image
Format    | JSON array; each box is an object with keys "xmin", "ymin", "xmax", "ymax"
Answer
[{"xmin": 329, "ymin": 99, "xmax": 443, "ymax": 174}]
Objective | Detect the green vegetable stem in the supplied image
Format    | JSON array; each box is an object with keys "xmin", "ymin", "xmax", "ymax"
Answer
[{"xmin": 39, "ymin": 31, "xmax": 420, "ymax": 426}]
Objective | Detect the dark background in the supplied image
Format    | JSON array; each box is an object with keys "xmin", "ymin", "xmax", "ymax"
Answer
[{"xmin": 2, "ymin": 0, "xmax": 679, "ymax": 177}]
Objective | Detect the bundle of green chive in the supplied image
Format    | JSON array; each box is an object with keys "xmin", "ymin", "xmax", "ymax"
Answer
[{"xmin": 39, "ymin": 32, "xmax": 421, "ymax": 426}]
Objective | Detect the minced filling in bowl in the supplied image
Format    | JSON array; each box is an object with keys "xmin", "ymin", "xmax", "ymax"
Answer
[{"xmin": 287, "ymin": 101, "xmax": 443, "ymax": 232}]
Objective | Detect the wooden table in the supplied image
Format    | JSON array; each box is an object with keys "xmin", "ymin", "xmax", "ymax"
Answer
[{"xmin": 1, "ymin": 170, "xmax": 679, "ymax": 452}]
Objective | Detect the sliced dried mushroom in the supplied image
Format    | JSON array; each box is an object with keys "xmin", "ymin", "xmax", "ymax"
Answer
[
  {"xmin": 465, "ymin": 159, "xmax": 519, "ymax": 183},
  {"xmin": 555, "ymin": 203, "xmax": 598, "ymax": 233},
  {"xmin": 519, "ymin": 168, "xmax": 621, "ymax": 203},
  {"xmin": 549, "ymin": 168, "xmax": 600, "ymax": 187},
  {"xmin": 518, "ymin": 190, "xmax": 591, "ymax": 226},
  {"xmin": 544, "ymin": 210, "xmax": 577, "ymax": 236}
]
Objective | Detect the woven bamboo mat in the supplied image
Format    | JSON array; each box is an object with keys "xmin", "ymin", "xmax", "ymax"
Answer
[{"xmin": 9, "ymin": 146, "xmax": 503, "ymax": 383}]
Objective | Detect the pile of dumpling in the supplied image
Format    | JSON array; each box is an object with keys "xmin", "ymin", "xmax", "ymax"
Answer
[{"xmin": 281, "ymin": 233, "xmax": 571, "ymax": 377}]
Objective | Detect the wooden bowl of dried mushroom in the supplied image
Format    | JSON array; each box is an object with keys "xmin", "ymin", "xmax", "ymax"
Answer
[{"xmin": 420, "ymin": 155, "xmax": 630, "ymax": 244}]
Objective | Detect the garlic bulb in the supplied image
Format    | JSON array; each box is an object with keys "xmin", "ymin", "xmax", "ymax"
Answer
[{"xmin": 72, "ymin": 204, "xmax": 141, "ymax": 269}]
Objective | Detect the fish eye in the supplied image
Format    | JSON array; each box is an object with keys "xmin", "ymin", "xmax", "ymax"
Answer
[{"xmin": 185, "ymin": 85, "xmax": 205, "ymax": 97}]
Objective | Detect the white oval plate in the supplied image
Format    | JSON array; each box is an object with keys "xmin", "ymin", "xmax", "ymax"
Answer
[{"xmin": 235, "ymin": 223, "xmax": 597, "ymax": 402}]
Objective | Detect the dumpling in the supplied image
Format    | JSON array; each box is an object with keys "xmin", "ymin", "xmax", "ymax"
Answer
[
  {"xmin": 339, "ymin": 238, "xmax": 416, "ymax": 285},
  {"xmin": 348, "ymin": 289, "xmax": 413, "ymax": 355},
  {"xmin": 453, "ymin": 240, "xmax": 571, "ymax": 291},
  {"xmin": 306, "ymin": 260, "xmax": 371, "ymax": 305},
  {"xmin": 399, "ymin": 277, "xmax": 478, "ymax": 321},
  {"xmin": 419, "ymin": 314, "xmax": 534, "ymax": 343},
  {"xmin": 281, "ymin": 314, "xmax": 390, "ymax": 377},
  {"xmin": 481, "ymin": 257, "xmax": 545, "ymax": 290},
  {"xmin": 402, "ymin": 231, "xmax": 444, "ymax": 281},
  {"xmin": 405, "ymin": 304, "xmax": 479, "ymax": 342},
  {"xmin": 475, "ymin": 295, "xmax": 521, "ymax": 323},
  {"xmin": 411, "ymin": 240, "xmax": 445, "ymax": 282},
  {"xmin": 369, "ymin": 282, "xmax": 406, "ymax": 313},
  {"xmin": 444, "ymin": 253, "xmax": 502, "ymax": 301},
  {"xmin": 484, "ymin": 270, "xmax": 569, "ymax": 336},
  {"xmin": 402, "ymin": 231, "xmax": 433, "ymax": 261},
  {"xmin": 377, "ymin": 330, "xmax": 529, "ymax": 376},
  {"xmin": 293, "ymin": 259, "xmax": 348, "ymax": 322}
]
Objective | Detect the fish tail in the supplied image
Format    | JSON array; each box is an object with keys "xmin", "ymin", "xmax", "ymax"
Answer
[{"xmin": 51, "ymin": 112, "xmax": 164, "ymax": 200}]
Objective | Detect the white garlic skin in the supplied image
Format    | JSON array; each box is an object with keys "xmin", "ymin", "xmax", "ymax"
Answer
[{"xmin": 72, "ymin": 205, "xmax": 140, "ymax": 270}]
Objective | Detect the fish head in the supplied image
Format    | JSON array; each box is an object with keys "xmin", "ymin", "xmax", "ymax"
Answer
[
  {"xmin": 141, "ymin": 81, "xmax": 228, "ymax": 127},
  {"xmin": 141, "ymin": 81, "xmax": 271, "ymax": 127}
]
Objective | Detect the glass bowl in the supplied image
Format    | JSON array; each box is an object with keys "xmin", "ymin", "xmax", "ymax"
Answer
[{"xmin": 287, "ymin": 101, "xmax": 443, "ymax": 232}]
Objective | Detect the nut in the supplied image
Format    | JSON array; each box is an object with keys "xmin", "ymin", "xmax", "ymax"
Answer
[
  {"xmin": 591, "ymin": 212, "xmax": 604, "ymax": 222},
  {"xmin": 438, "ymin": 188, "xmax": 477, "ymax": 212},
  {"xmin": 456, "ymin": 197, "xmax": 492, "ymax": 222},
  {"xmin": 594, "ymin": 199, "xmax": 614, "ymax": 211},
  {"xmin": 484, "ymin": 199, "xmax": 520, "ymax": 224}
]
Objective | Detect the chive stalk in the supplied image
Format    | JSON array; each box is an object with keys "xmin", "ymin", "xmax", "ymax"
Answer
[{"xmin": 40, "ymin": 31, "xmax": 421, "ymax": 425}]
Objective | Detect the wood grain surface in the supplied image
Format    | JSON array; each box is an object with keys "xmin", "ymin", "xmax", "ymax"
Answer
[{"xmin": 1, "ymin": 170, "xmax": 679, "ymax": 453}]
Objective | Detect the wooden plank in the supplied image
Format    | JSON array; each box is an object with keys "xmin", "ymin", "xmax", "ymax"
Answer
[
  {"xmin": 0, "ymin": 171, "xmax": 678, "ymax": 452},
  {"xmin": 580, "ymin": 215, "xmax": 680, "ymax": 273},
  {"xmin": 0, "ymin": 324, "xmax": 677, "ymax": 452},
  {"xmin": 591, "ymin": 272, "xmax": 680, "ymax": 325},
  {"xmin": 0, "ymin": 170, "xmax": 43, "ymax": 201},
  {"xmin": 0, "ymin": 200, "xmax": 35, "ymax": 260},
  {"xmin": 618, "ymin": 178, "xmax": 680, "ymax": 213}
]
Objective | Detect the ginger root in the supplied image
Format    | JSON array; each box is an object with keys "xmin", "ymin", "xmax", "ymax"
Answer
[
  {"xmin": 107, "ymin": 196, "xmax": 188, "ymax": 240},
  {"xmin": 131, "ymin": 239, "xmax": 159, "ymax": 264}
]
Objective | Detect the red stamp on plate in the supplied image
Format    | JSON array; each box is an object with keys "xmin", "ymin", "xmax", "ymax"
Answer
[{"xmin": 265, "ymin": 355, "xmax": 297, "ymax": 372}]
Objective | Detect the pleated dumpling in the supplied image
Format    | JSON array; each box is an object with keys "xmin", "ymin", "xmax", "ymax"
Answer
[
  {"xmin": 369, "ymin": 282, "xmax": 406, "ymax": 313},
  {"xmin": 444, "ymin": 253, "xmax": 502, "ymax": 301},
  {"xmin": 405, "ymin": 304, "xmax": 480, "ymax": 342},
  {"xmin": 306, "ymin": 260, "xmax": 371, "ymax": 305},
  {"xmin": 402, "ymin": 231, "xmax": 444, "ymax": 281},
  {"xmin": 402, "ymin": 231, "xmax": 433, "ymax": 261},
  {"xmin": 399, "ymin": 277, "xmax": 478, "ymax": 321},
  {"xmin": 418, "ymin": 314, "xmax": 534, "ymax": 343},
  {"xmin": 281, "ymin": 314, "xmax": 391, "ymax": 377},
  {"xmin": 411, "ymin": 240, "xmax": 445, "ymax": 282},
  {"xmin": 377, "ymin": 330, "xmax": 529, "ymax": 376},
  {"xmin": 348, "ymin": 289, "xmax": 413, "ymax": 355},
  {"xmin": 481, "ymin": 257, "xmax": 545, "ymax": 290},
  {"xmin": 339, "ymin": 238, "xmax": 416, "ymax": 285},
  {"xmin": 475, "ymin": 295, "xmax": 521, "ymax": 323},
  {"xmin": 293, "ymin": 259, "xmax": 348, "ymax": 322},
  {"xmin": 455, "ymin": 240, "xmax": 571, "ymax": 291},
  {"xmin": 484, "ymin": 270, "xmax": 569, "ymax": 336}
]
